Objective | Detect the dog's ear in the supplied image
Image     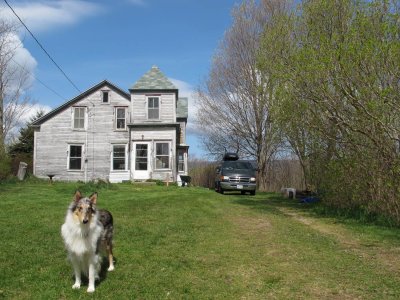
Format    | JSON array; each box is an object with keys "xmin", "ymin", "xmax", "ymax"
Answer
[
  {"xmin": 89, "ymin": 192, "xmax": 98, "ymax": 204},
  {"xmin": 74, "ymin": 190, "xmax": 82, "ymax": 202}
]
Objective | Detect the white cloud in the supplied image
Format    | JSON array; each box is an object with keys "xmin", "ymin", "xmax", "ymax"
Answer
[
  {"xmin": 20, "ymin": 104, "xmax": 52, "ymax": 124},
  {"xmin": 169, "ymin": 78, "xmax": 200, "ymax": 135},
  {"xmin": 0, "ymin": 0, "xmax": 103, "ymax": 102},
  {"xmin": 1, "ymin": 32, "xmax": 37, "ymax": 94},
  {"xmin": 1, "ymin": 0, "xmax": 103, "ymax": 33},
  {"xmin": 6, "ymin": 103, "xmax": 52, "ymax": 143},
  {"xmin": 13, "ymin": 38, "xmax": 37, "ymax": 72}
]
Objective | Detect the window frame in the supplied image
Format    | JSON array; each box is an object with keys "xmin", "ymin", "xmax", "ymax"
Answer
[
  {"xmin": 155, "ymin": 142, "xmax": 170, "ymax": 170},
  {"xmin": 111, "ymin": 144, "xmax": 127, "ymax": 172},
  {"xmin": 178, "ymin": 149, "xmax": 185, "ymax": 173},
  {"xmin": 72, "ymin": 106, "xmax": 86, "ymax": 130},
  {"xmin": 135, "ymin": 143, "xmax": 148, "ymax": 171},
  {"xmin": 115, "ymin": 107, "xmax": 127, "ymax": 131},
  {"xmin": 102, "ymin": 90, "xmax": 110, "ymax": 104},
  {"xmin": 68, "ymin": 144, "xmax": 84, "ymax": 171},
  {"xmin": 147, "ymin": 96, "xmax": 160, "ymax": 120}
]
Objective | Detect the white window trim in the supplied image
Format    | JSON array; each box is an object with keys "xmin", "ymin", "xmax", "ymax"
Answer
[
  {"xmin": 134, "ymin": 143, "xmax": 149, "ymax": 171},
  {"xmin": 178, "ymin": 149, "xmax": 186, "ymax": 173},
  {"xmin": 67, "ymin": 144, "xmax": 84, "ymax": 171},
  {"xmin": 154, "ymin": 141, "xmax": 171, "ymax": 170},
  {"xmin": 115, "ymin": 107, "xmax": 127, "ymax": 131},
  {"xmin": 111, "ymin": 144, "xmax": 128, "ymax": 172},
  {"xmin": 71, "ymin": 106, "xmax": 87, "ymax": 131},
  {"xmin": 147, "ymin": 96, "xmax": 160, "ymax": 120}
]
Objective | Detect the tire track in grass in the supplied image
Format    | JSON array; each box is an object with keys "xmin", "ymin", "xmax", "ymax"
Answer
[
  {"xmin": 226, "ymin": 196, "xmax": 400, "ymax": 299},
  {"xmin": 277, "ymin": 206, "xmax": 400, "ymax": 275}
]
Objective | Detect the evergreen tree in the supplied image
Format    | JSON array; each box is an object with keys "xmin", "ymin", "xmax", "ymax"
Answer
[{"xmin": 9, "ymin": 110, "xmax": 45, "ymax": 155}]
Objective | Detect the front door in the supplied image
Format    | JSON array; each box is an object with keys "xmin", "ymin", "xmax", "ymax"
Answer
[{"xmin": 132, "ymin": 142, "xmax": 151, "ymax": 180}]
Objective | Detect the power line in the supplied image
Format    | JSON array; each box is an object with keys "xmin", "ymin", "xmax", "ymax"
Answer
[
  {"xmin": 11, "ymin": 58, "xmax": 67, "ymax": 101},
  {"xmin": 3, "ymin": 0, "xmax": 82, "ymax": 94}
]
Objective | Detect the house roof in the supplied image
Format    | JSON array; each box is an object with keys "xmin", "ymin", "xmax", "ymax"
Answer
[
  {"xmin": 130, "ymin": 65, "xmax": 177, "ymax": 90},
  {"xmin": 177, "ymin": 97, "xmax": 188, "ymax": 119},
  {"xmin": 32, "ymin": 80, "xmax": 130, "ymax": 126}
]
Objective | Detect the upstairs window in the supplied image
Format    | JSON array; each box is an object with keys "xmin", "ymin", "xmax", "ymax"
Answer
[
  {"xmin": 73, "ymin": 107, "xmax": 86, "ymax": 130},
  {"xmin": 115, "ymin": 107, "xmax": 127, "ymax": 130},
  {"xmin": 148, "ymin": 97, "xmax": 159, "ymax": 119},
  {"xmin": 102, "ymin": 91, "xmax": 109, "ymax": 103}
]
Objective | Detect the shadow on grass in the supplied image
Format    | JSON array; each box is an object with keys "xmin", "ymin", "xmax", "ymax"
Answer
[
  {"xmin": 98, "ymin": 256, "xmax": 115, "ymax": 283},
  {"xmin": 229, "ymin": 192, "xmax": 400, "ymax": 240},
  {"xmin": 69, "ymin": 256, "xmax": 116, "ymax": 289},
  {"xmin": 231, "ymin": 193, "xmax": 370, "ymax": 225},
  {"xmin": 228, "ymin": 192, "xmax": 309, "ymax": 215}
]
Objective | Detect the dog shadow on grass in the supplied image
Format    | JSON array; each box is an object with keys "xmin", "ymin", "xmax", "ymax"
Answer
[
  {"xmin": 69, "ymin": 256, "xmax": 117, "ymax": 288},
  {"xmin": 98, "ymin": 256, "xmax": 117, "ymax": 284}
]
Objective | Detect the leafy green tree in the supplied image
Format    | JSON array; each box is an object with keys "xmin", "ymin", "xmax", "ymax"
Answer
[{"xmin": 259, "ymin": 0, "xmax": 400, "ymax": 223}]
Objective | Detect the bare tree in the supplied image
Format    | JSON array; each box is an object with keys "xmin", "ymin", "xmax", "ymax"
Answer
[
  {"xmin": 195, "ymin": 0, "xmax": 291, "ymax": 191},
  {"xmin": 0, "ymin": 17, "xmax": 32, "ymax": 150}
]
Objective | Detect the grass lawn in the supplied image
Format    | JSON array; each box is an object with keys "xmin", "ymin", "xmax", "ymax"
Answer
[{"xmin": 1, "ymin": 180, "xmax": 400, "ymax": 299}]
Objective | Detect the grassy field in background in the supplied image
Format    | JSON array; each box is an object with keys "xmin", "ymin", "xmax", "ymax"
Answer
[{"xmin": 1, "ymin": 180, "xmax": 400, "ymax": 299}]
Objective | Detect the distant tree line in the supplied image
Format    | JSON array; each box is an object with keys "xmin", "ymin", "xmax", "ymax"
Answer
[
  {"xmin": 188, "ymin": 155, "xmax": 305, "ymax": 192},
  {"xmin": 196, "ymin": 0, "xmax": 400, "ymax": 224}
]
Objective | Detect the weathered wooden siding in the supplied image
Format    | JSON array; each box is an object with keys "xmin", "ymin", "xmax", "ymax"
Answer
[
  {"xmin": 177, "ymin": 121, "xmax": 186, "ymax": 145},
  {"xmin": 131, "ymin": 93, "xmax": 176, "ymax": 123},
  {"xmin": 131, "ymin": 127, "xmax": 176, "ymax": 181},
  {"xmin": 34, "ymin": 85, "xmax": 130, "ymax": 181}
]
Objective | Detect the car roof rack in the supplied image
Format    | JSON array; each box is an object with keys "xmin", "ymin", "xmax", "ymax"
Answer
[{"xmin": 223, "ymin": 152, "xmax": 239, "ymax": 161}]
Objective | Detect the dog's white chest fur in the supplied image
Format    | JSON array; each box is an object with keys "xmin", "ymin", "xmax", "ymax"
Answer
[{"xmin": 61, "ymin": 213, "xmax": 102, "ymax": 256}]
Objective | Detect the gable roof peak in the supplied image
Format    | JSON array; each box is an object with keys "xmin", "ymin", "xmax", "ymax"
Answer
[
  {"xmin": 130, "ymin": 65, "xmax": 177, "ymax": 90},
  {"xmin": 32, "ymin": 80, "xmax": 129, "ymax": 126}
]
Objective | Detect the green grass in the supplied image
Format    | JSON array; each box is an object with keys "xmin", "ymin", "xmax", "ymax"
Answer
[{"xmin": 1, "ymin": 180, "xmax": 400, "ymax": 299}]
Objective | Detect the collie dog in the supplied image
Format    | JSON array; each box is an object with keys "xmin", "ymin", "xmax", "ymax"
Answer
[{"xmin": 61, "ymin": 191, "xmax": 114, "ymax": 293}]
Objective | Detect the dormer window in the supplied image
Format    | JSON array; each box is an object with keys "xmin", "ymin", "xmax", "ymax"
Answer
[
  {"xmin": 148, "ymin": 97, "xmax": 159, "ymax": 119},
  {"xmin": 102, "ymin": 90, "xmax": 109, "ymax": 103}
]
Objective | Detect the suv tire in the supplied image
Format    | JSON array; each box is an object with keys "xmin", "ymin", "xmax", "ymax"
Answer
[{"xmin": 217, "ymin": 184, "xmax": 224, "ymax": 194}]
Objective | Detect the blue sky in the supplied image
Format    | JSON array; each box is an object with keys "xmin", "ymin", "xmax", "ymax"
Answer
[{"xmin": 1, "ymin": 0, "xmax": 240, "ymax": 157}]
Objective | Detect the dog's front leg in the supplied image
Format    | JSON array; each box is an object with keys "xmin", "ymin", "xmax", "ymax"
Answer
[
  {"xmin": 87, "ymin": 260, "xmax": 96, "ymax": 293},
  {"xmin": 71, "ymin": 258, "xmax": 81, "ymax": 289}
]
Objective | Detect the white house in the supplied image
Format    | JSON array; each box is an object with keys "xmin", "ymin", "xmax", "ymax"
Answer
[{"xmin": 32, "ymin": 66, "xmax": 189, "ymax": 183}]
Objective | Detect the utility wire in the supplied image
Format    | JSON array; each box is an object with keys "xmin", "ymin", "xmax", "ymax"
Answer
[
  {"xmin": 3, "ymin": 0, "xmax": 82, "ymax": 94},
  {"xmin": 11, "ymin": 58, "xmax": 67, "ymax": 101}
]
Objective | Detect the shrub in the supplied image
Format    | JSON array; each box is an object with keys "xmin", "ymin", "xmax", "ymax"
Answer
[{"xmin": 0, "ymin": 152, "xmax": 11, "ymax": 181}]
